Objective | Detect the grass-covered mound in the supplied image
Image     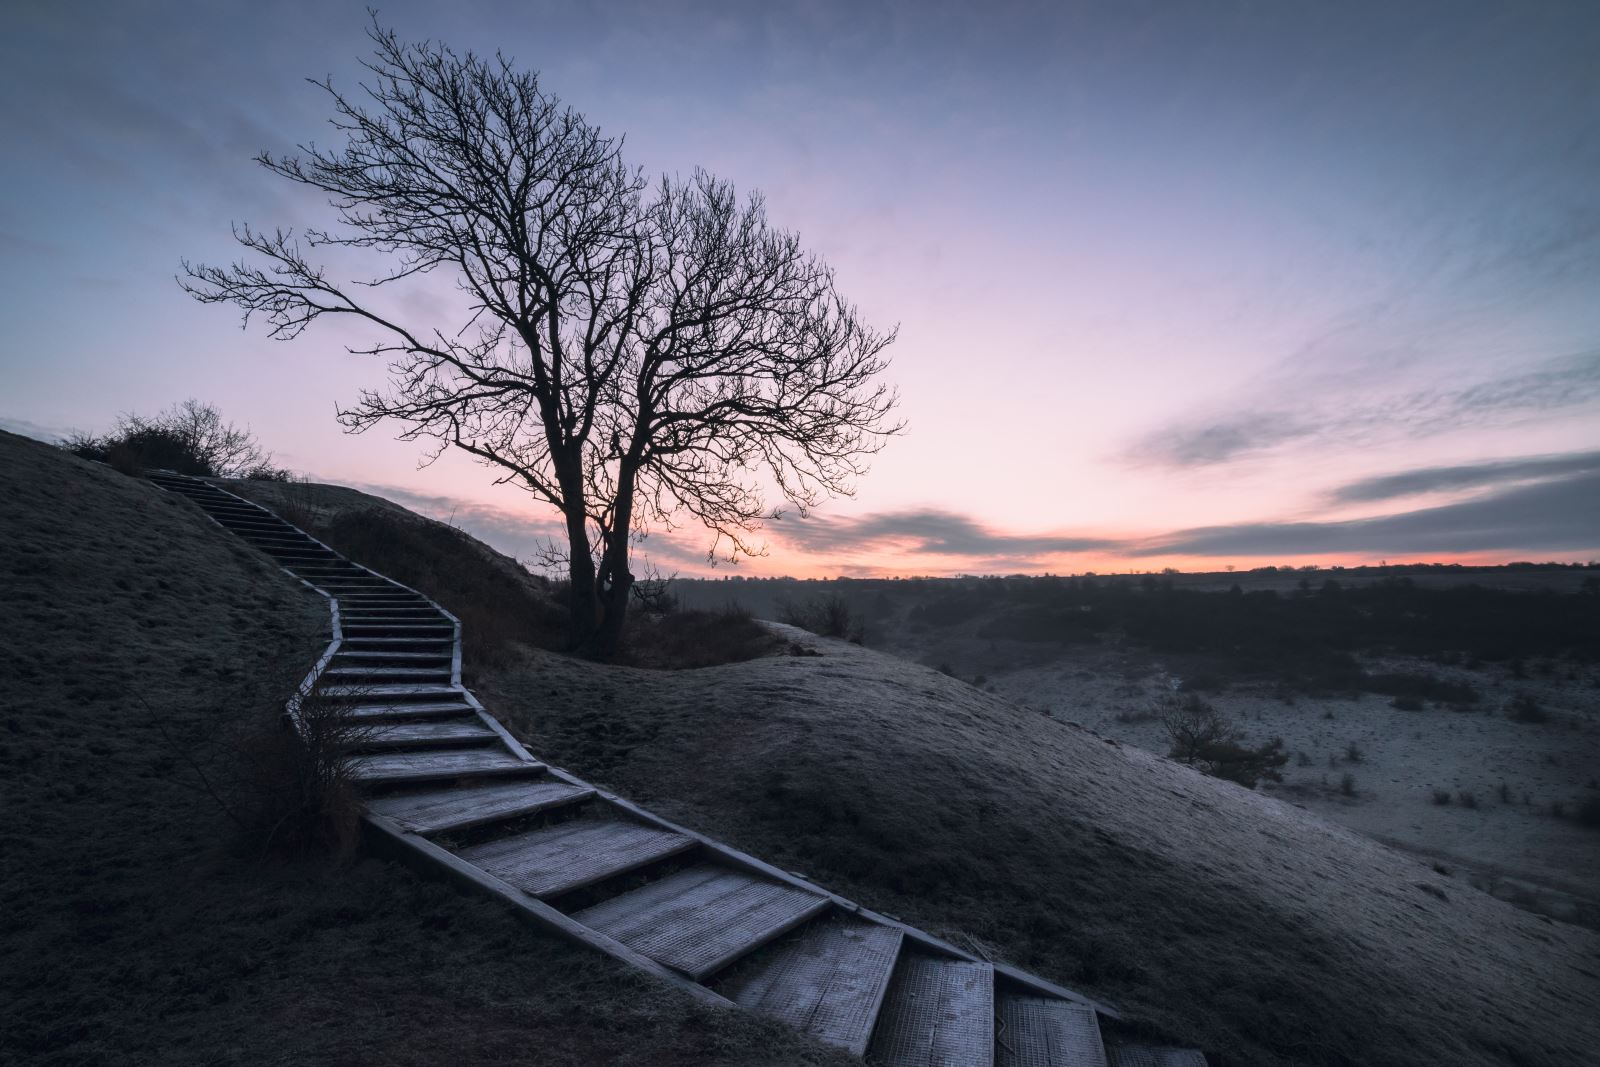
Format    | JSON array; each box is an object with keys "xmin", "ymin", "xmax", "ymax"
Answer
[
  {"xmin": 481, "ymin": 631, "xmax": 1600, "ymax": 1067},
  {"xmin": 0, "ymin": 430, "xmax": 849, "ymax": 1067}
]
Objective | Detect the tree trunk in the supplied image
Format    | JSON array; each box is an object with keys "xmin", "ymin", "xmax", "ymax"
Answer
[
  {"xmin": 564, "ymin": 512, "xmax": 600, "ymax": 651},
  {"xmin": 593, "ymin": 557, "xmax": 632, "ymax": 658},
  {"xmin": 553, "ymin": 448, "xmax": 601, "ymax": 651},
  {"xmin": 588, "ymin": 460, "xmax": 640, "ymax": 659}
]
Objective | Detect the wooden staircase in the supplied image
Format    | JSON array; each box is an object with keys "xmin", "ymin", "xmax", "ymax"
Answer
[{"xmin": 148, "ymin": 470, "xmax": 1207, "ymax": 1066}]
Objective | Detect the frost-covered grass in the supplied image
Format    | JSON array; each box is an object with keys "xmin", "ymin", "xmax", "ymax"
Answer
[{"xmin": 485, "ymin": 630, "xmax": 1600, "ymax": 1067}]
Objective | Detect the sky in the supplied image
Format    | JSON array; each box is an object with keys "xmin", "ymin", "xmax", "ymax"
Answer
[{"xmin": 3, "ymin": 0, "xmax": 1598, "ymax": 577}]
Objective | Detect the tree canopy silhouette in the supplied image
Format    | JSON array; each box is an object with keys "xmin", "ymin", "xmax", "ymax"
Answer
[{"xmin": 183, "ymin": 24, "xmax": 899, "ymax": 655}]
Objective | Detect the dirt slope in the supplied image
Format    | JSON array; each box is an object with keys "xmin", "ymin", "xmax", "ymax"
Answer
[
  {"xmin": 0, "ymin": 431, "xmax": 850, "ymax": 1067},
  {"xmin": 482, "ymin": 632, "xmax": 1600, "ymax": 1067}
]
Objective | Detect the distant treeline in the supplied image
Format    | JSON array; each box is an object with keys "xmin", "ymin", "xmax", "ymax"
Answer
[{"xmin": 671, "ymin": 572, "xmax": 1600, "ymax": 693}]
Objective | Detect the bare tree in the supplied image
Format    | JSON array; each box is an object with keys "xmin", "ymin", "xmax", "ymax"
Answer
[
  {"xmin": 1161, "ymin": 693, "xmax": 1236, "ymax": 765},
  {"xmin": 182, "ymin": 24, "xmax": 898, "ymax": 656}
]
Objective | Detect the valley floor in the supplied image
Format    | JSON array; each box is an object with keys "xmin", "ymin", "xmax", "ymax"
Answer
[{"xmin": 956, "ymin": 643, "xmax": 1600, "ymax": 927}]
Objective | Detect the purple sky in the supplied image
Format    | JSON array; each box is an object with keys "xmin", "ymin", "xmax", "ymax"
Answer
[{"xmin": 3, "ymin": 1, "xmax": 1598, "ymax": 575}]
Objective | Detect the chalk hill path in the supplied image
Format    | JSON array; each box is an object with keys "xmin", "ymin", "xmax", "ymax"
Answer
[{"xmin": 149, "ymin": 470, "xmax": 1205, "ymax": 1067}]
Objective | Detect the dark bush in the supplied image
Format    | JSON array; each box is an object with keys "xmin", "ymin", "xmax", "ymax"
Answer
[
  {"xmin": 1390, "ymin": 695, "xmax": 1425, "ymax": 711},
  {"xmin": 778, "ymin": 593, "xmax": 865, "ymax": 643},
  {"xmin": 621, "ymin": 606, "xmax": 782, "ymax": 670},
  {"xmin": 1365, "ymin": 672, "xmax": 1479, "ymax": 705},
  {"xmin": 1576, "ymin": 795, "xmax": 1600, "ymax": 830},
  {"xmin": 67, "ymin": 399, "xmax": 285, "ymax": 479},
  {"xmin": 1201, "ymin": 737, "xmax": 1290, "ymax": 789},
  {"xmin": 1161, "ymin": 694, "xmax": 1287, "ymax": 789},
  {"xmin": 1506, "ymin": 693, "xmax": 1548, "ymax": 724}
]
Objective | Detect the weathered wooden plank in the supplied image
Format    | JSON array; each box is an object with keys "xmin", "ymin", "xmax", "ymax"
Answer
[
  {"xmin": 459, "ymin": 819, "xmax": 696, "ymax": 898},
  {"xmin": 340, "ymin": 700, "xmax": 478, "ymax": 720},
  {"xmin": 867, "ymin": 955, "xmax": 994, "ymax": 1067},
  {"xmin": 1104, "ymin": 1046, "xmax": 1207, "ymax": 1067},
  {"xmin": 321, "ymin": 683, "xmax": 465, "ymax": 701},
  {"xmin": 324, "ymin": 667, "xmax": 453, "ymax": 682},
  {"xmin": 713, "ymin": 913, "xmax": 903, "ymax": 1056},
  {"xmin": 358, "ymin": 719, "xmax": 498, "ymax": 749},
  {"xmin": 998, "ymin": 994, "xmax": 1107, "ymax": 1067},
  {"xmin": 361, "ymin": 812, "xmax": 731, "ymax": 1008},
  {"xmin": 367, "ymin": 778, "xmax": 594, "ymax": 835},
  {"xmin": 574, "ymin": 865, "xmax": 831, "ymax": 981},
  {"xmin": 348, "ymin": 746, "xmax": 538, "ymax": 784}
]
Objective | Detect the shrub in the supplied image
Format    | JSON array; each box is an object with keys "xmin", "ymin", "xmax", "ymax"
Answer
[
  {"xmin": 1365, "ymin": 672, "xmax": 1479, "ymax": 705},
  {"xmin": 1458, "ymin": 791, "xmax": 1478, "ymax": 809},
  {"xmin": 1506, "ymin": 693, "xmax": 1548, "ymax": 724},
  {"xmin": 1574, "ymin": 795, "xmax": 1600, "ymax": 830},
  {"xmin": 777, "ymin": 593, "xmax": 865, "ymax": 643},
  {"xmin": 1203, "ymin": 737, "xmax": 1290, "ymax": 789},
  {"xmin": 1431, "ymin": 789, "xmax": 1452, "ymax": 805},
  {"xmin": 143, "ymin": 683, "xmax": 369, "ymax": 859},
  {"xmin": 1161, "ymin": 694, "xmax": 1234, "ymax": 765},
  {"xmin": 1345, "ymin": 741, "xmax": 1364, "ymax": 763},
  {"xmin": 621, "ymin": 606, "xmax": 782, "ymax": 670},
  {"xmin": 1340, "ymin": 773, "xmax": 1356, "ymax": 797},
  {"xmin": 66, "ymin": 399, "xmax": 284, "ymax": 479},
  {"xmin": 1161, "ymin": 695, "xmax": 1287, "ymax": 788},
  {"xmin": 1390, "ymin": 695, "xmax": 1425, "ymax": 711}
]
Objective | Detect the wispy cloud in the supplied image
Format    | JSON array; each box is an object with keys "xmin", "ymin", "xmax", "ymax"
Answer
[
  {"xmin": 1330, "ymin": 449, "xmax": 1600, "ymax": 504},
  {"xmin": 342, "ymin": 452, "xmax": 1600, "ymax": 575},
  {"xmin": 1127, "ymin": 349, "xmax": 1600, "ymax": 468},
  {"xmin": 771, "ymin": 508, "xmax": 1120, "ymax": 559},
  {"xmin": 1133, "ymin": 468, "xmax": 1600, "ymax": 558}
]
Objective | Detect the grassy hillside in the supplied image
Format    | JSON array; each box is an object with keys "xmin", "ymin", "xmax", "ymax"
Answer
[
  {"xmin": 26, "ymin": 452, "xmax": 1593, "ymax": 1065},
  {"xmin": 0, "ymin": 431, "xmax": 850, "ymax": 1067},
  {"xmin": 481, "ymin": 639, "xmax": 1600, "ymax": 1066}
]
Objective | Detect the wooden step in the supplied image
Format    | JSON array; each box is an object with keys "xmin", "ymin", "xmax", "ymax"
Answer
[
  {"xmin": 867, "ymin": 955, "xmax": 995, "ymax": 1067},
  {"xmin": 320, "ymin": 683, "xmax": 463, "ymax": 702},
  {"xmin": 713, "ymin": 913, "xmax": 903, "ymax": 1056},
  {"xmin": 324, "ymin": 666, "xmax": 452, "ymax": 682},
  {"xmin": 348, "ymin": 746, "xmax": 539, "ymax": 785},
  {"xmin": 335, "ymin": 650, "xmax": 453, "ymax": 663},
  {"xmin": 367, "ymin": 778, "xmax": 595, "ymax": 835},
  {"xmin": 338, "ymin": 592, "xmax": 427, "ymax": 600},
  {"xmin": 356, "ymin": 719, "xmax": 498, "ymax": 750},
  {"xmin": 458, "ymin": 818, "xmax": 697, "ymax": 898},
  {"xmin": 338, "ymin": 615, "xmax": 449, "ymax": 625},
  {"xmin": 1104, "ymin": 1046, "xmax": 1207, "ymax": 1067},
  {"xmin": 340, "ymin": 606, "xmax": 444, "ymax": 615},
  {"xmin": 339, "ymin": 700, "xmax": 478, "ymax": 720},
  {"xmin": 573, "ymin": 865, "xmax": 831, "ymax": 981},
  {"xmin": 216, "ymin": 519, "xmax": 291, "ymax": 530},
  {"xmin": 341, "ymin": 622, "xmax": 454, "ymax": 633},
  {"xmin": 997, "ymin": 994, "xmax": 1107, "ymax": 1067}
]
